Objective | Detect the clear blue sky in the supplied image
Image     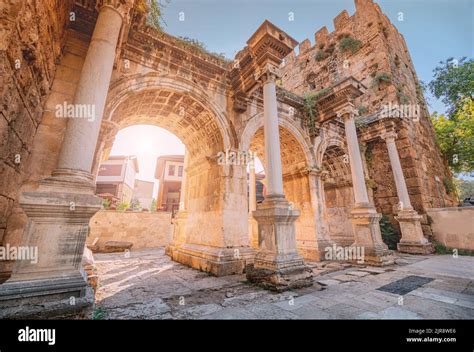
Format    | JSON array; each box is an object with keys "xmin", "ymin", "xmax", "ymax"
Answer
[{"xmin": 159, "ymin": 0, "xmax": 474, "ymax": 114}]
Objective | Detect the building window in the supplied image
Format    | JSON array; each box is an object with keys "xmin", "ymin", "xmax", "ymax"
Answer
[
  {"xmin": 178, "ymin": 165, "xmax": 183, "ymax": 177},
  {"xmin": 168, "ymin": 165, "xmax": 175, "ymax": 176},
  {"xmin": 98, "ymin": 164, "xmax": 122, "ymax": 176}
]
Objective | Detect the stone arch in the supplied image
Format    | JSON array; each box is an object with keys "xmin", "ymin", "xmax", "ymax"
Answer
[
  {"xmin": 318, "ymin": 133, "xmax": 355, "ymax": 247},
  {"xmin": 103, "ymin": 72, "xmax": 234, "ymax": 154},
  {"xmin": 93, "ymin": 72, "xmax": 251, "ymax": 276},
  {"xmin": 241, "ymin": 112, "xmax": 320, "ymax": 260},
  {"xmin": 314, "ymin": 129, "xmax": 347, "ymax": 168},
  {"xmin": 240, "ymin": 112, "xmax": 316, "ymax": 168}
]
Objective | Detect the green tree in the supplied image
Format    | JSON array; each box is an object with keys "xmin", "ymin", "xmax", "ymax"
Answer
[
  {"xmin": 150, "ymin": 198, "xmax": 157, "ymax": 212},
  {"xmin": 380, "ymin": 215, "xmax": 400, "ymax": 250},
  {"xmin": 136, "ymin": 0, "xmax": 169, "ymax": 30},
  {"xmin": 431, "ymin": 98, "xmax": 474, "ymax": 173},
  {"xmin": 428, "ymin": 57, "xmax": 474, "ymax": 114},
  {"xmin": 427, "ymin": 57, "xmax": 474, "ymax": 174}
]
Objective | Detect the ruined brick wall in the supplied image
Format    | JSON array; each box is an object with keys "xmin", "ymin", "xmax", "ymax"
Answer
[
  {"xmin": 280, "ymin": 0, "xmax": 457, "ymax": 224},
  {"xmin": 0, "ymin": 0, "xmax": 74, "ymax": 243},
  {"xmin": 2, "ymin": 29, "xmax": 92, "ymax": 262}
]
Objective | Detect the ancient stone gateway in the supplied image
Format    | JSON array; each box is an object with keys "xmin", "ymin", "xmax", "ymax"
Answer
[{"xmin": 0, "ymin": 0, "xmax": 458, "ymax": 317}]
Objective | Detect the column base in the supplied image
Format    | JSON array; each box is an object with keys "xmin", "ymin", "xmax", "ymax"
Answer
[
  {"xmin": 0, "ymin": 274, "xmax": 94, "ymax": 319},
  {"xmin": 396, "ymin": 210, "xmax": 434, "ymax": 254},
  {"xmin": 247, "ymin": 195, "xmax": 313, "ymax": 291},
  {"xmin": 355, "ymin": 246, "xmax": 396, "ymax": 266},
  {"xmin": 298, "ymin": 239, "xmax": 335, "ymax": 262},
  {"xmin": 170, "ymin": 243, "xmax": 256, "ymax": 276},
  {"xmin": 248, "ymin": 214, "xmax": 259, "ymax": 249},
  {"xmin": 246, "ymin": 262, "xmax": 313, "ymax": 292},
  {"xmin": 0, "ymin": 169, "xmax": 102, "ymax": 318},
  {"xmin": 397, "ymin": 242, "xmax": 434, "ymax": 255},
  {"xmin": 350, "ymin": 205, "xmax": 395, "ymax": 266}
]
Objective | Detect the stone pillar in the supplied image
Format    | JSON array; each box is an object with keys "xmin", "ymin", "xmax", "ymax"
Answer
[
  {"xmin": 247, "ymin": 65, "xmax": 313, "ymax": 291},
  {"xmin": 343, "ymin": 111, "xmax": 370, "ymax": 207},
  {"xmin": 0, "ymin": 3, "xmax": 129, "ymax": 318},
  {"xmin": 262, "ymin": 75, "xmax": 284, "ymax": 197},
  {"xmin": 338, "ymin": 105, "xmax": 394, "ymax": 266},
  {"xmin": 57, "ymin": 5, "xmax": 124, "ymax": 174},
  {"xmin": 166, "ymin": 152, "xmax": 189, "ymax": 257},
  {"xmin": 382, "ymin": 132, "xmax": 434, "ymax": 254},
  {"xmin": 248, "ymin": 157, "xmax": 258, "ymax": 249},
  {"xmin": 308, "ymin": 169, "xmax": 334, "ymax": 260}
]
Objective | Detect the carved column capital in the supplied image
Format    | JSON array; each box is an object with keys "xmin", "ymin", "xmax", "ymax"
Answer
[
  {"xmin": 97, "ymin": 0, "xmax": 132, "ymax": 19},
  {"xmin": 254, "ymin": 63, "xmax": 281, "ymax": 84},
  {"xmin": 336, "ymin": 104, "xmax": 358, "ymax": 120},
  {"xmin": 303, "ymin": 166, "xmax": 324, "ymax": 177},
  {"xmin": 381, "ymin": 130, "xmax": 398, "ymax": 143}
]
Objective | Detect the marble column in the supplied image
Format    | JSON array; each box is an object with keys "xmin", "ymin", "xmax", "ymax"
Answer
[
  {"xmin": 247, "ymin": 65, "xmax": 312, "ymax": 291},
  {"xmin": 338, "ymin": 105, "xmax": 394, "ymax": 266},
  {"xmin": 0, "ymin": 3, "xmax": 128, "ymax": 318},
  {"xmin": 57, "ymin": 4, "xmax": 124, "ymax": 175},
  {"xmin": 308, "ymin": 169, "xmax": 334, "ymax": 260},
  {"xmin": 382, "ymin": 132, "xmax": 434, "ymax": 254},
  {"xmin": 262, "ymin": 73, "xmax": 284, "ymax": 197}
]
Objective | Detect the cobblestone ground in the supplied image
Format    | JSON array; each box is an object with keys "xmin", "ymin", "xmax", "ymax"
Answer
[{"xmin": 93, "ymin": 248, "xmax": 474, "ymax": 320}]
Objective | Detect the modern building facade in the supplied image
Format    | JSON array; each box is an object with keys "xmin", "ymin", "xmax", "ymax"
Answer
[
  {"xmin": 155, "ymin": 155, "xmax": 184, "ymax": 212},
  {"xmin": 96, "ymin": 156, "xmax": 139, "ymax": 203},
  {"xmin": 133, "ymin": 179, "xmax": 155, "ymax": 210}
]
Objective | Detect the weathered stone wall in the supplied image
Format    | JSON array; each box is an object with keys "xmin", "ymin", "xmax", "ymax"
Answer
[
  {"xmin": 324, "ymin": 185, "xmax": 354, "ymax": 246},
  {"xmin": 87, "ymin": 210, "xmax": 173, "ymax": 250},
  {"xmin": 284, "ymin": 174, "xmax": 317, "ymax": 259},
  {"xmin": 2, "ymin": 29, "xmax": 91, "ymax": 261},
  {"xmin": 280, "ymin": 0, "xmax": 457, "ymax": 225},
  {"xmin": 426, "ymin": 207, "xmax": 474, "ymax": 251},
  {"xmin": 0, "ymin": 0, "xmax": 463, "ymax": 281},
  {"xmin": 0, "ymin": 0, "xmax": 74, "ymax": 243}
]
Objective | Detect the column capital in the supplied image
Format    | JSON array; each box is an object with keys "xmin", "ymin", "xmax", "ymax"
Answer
[
  {"xmin": 303, "ymin": 166, "xmax": 325, "ymax": 177},
  {"xmin": 381, "ymin": 131, "xmax": 398, "ymax": 143},
  {"xmin": 97, "ymin": 0, "xmax": 132, "ymax": 19},
  {"xmin": 254, "ymin": 63, "xmax": 281, "ymax": 84},
  {"xmin": 336, "ymin": 104, "xmax": 358, "ymax": 120}
]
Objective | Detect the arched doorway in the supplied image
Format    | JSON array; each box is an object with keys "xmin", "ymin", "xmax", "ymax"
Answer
[
  {"xmin": 95, "ymin": 81, "xmax": 253, "ymax": 276},
  {"xmin": 242, "ymin": 113, "xmax": 321, "ymax": 261},
  {"xmin": 321, "ymin": 144, "xmax": 354, "ymax": 247}
]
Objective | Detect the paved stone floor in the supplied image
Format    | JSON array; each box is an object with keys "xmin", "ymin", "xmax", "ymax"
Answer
[{"xmin": 94, "ymin": 248, "xmax": 474, "ymax": 320}]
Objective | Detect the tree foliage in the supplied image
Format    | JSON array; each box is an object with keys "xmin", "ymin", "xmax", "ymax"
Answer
[
  {"xmin": 136, "ymin": 0, "xmax": 169, "ymax": 30},
  {"xmin": 380, "ymin": 215, "xmax": 400, "ymax": 250},
  {"xmin": 431, "ymin": 97, "xmax": 474, "ymax": 173},
  {"xmin": 428, "ymin": 58, "xmax": 474, "ymax": 174},
  {"xmin": 150, "ymin": 198, "xmax": 157, "ymax": 212},
  {"xmin": 428, "ymin": 57, "xmax": 474, "ymax": 114}
]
